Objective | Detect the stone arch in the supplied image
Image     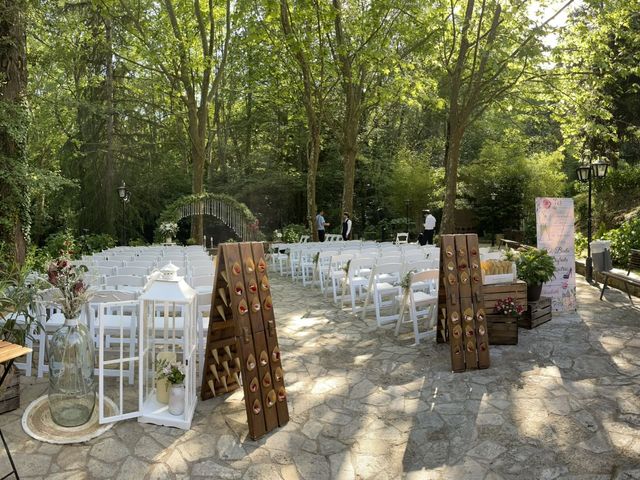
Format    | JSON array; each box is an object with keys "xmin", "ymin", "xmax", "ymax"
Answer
[{"xmin": 159, "ymin": 193, "xmax": 261, "ymax": 242}]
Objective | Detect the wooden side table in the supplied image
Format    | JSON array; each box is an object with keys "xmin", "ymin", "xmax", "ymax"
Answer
[{"xmin": 0, "ymin": 340, "xmax": 32, "ymax": 480}]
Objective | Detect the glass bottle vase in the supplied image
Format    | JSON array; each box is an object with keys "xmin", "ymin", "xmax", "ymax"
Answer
[{"xmin": 48, "ymin": 317, "xmax": 96, "ymax": 427}]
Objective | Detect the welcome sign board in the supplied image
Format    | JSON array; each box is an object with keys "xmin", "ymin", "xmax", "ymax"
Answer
[{"xmin": 535, "ymin": 197, "xmax": 576, "ymax": 312}]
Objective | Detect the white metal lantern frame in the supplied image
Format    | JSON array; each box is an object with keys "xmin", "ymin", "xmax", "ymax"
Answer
[{"xmin": 97, "ymin": 263, "xmax": 198, "ymax": 430}]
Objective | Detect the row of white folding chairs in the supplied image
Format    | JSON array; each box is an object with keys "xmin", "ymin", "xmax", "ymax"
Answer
[
  {"xmin": 273, "ymin": 244, "xmax": 435, "ymax": 296},
  {"xmin": 343, "ymin": 260, "xmax": 440, "ymax": 345},
  {"xmin": 287, "ymin": 245, "xmax": 439, "ymax": 287}
]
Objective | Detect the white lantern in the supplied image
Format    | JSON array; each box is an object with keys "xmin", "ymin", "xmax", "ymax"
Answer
[{"xmin": 97, "ymin": 263, "xmax": 198, "ymax": 430}]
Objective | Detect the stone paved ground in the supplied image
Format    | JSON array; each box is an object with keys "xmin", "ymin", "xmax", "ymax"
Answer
[{"xmin": 1, "ymin": 274, "xmax": 639, "ymax": 479}]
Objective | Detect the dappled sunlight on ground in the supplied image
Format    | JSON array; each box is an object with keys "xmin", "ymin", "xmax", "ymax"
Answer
[{"xmin": 2, "ymin": 273, "xmax": 639, "ymax": 478}]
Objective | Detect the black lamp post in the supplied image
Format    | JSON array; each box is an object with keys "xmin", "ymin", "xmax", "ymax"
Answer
[
  {"xmin": 116, "ymin": 181, "xmax": 131, "ymax": 246},
  {"xmin": 405, "ymin": 199, "xmax": 410, "ymax": 237},
  {"xmin": 490, "ymin": 191, "xmax": 497, "ymax": 246},
  {"xmin": 576, "ymin": 155, "xmax": 609, "ymax": 283}
]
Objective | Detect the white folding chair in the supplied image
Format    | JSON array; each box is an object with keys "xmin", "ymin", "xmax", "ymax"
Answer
[
  {"xmin": 96, "ymin": 300, "xmax": 139, "ymax": 384},
  {"xmin": 395, "ymin": 269, "xmax": 439, "ymax": 344},
  {"xmin": 329, "ymin": 253, "xmax": 354, "ymax": 303},
  {"xmin": 300, "ymin": 249, "xmax": 318, "ymax": 287},
  {"xmin": 104, "ymin": 275, "xmax": 146, "ymax": 294},
  {"xmin": 118, "ymin": 266, "xmax": 150, "ymax": 276},
  {"xmin": 189, "ymin": 274, "xmax": 214, "ymax": 295},
  {"xmin": 395, "ymin": 232, "xmax": 409, "ymax": 244},
  {"xmin": 342, "ymin": 256, "xmax": 375, "ymax": 314},
  {"xmin": 190, "ymin": 263, "xmax": 215, "ymax": 278},
  {"xmin": 316, "ymin": 250, "xmax": 338, "ymax": 292},
  {"xmin": 35, "ymin": 302, "xmax": 65, "ymax": 378},
  {"xmin": 361, "ymin": 262, "xmax": 402, "ymax": 326}
]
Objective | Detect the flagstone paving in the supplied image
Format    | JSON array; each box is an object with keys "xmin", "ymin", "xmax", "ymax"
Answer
[{"xmin": 1, "ymin": 274, "xmax": 639, "ymax": 479}]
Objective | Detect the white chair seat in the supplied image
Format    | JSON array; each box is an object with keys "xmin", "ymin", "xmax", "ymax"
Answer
[{"xmin": 376, "ymin": 282, "xmax": 397, "ymax": 293}]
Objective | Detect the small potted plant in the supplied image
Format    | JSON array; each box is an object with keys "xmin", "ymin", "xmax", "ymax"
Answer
[
  {"xmin": 161, "ymin": 361, "xmax": 186, "ymax": 416},
  {"xmin": 515, "ymin": 247, "xmax": 556, "ymax": 301},
  {"xmin": 0, "ymin": 264, "xmax": 45, "ymax": 413}
]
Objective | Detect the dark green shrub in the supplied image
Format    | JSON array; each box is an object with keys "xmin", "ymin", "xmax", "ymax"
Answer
[
  {"xmin": 78, "ymin": 233, "xmax": 116, "ymax": 255},
  {"xmin": 129, "ymin": 238, "xmax": 148, "ymax": 247},
  {"xmin": 574, "ymin": 232, "xmax": 588, "ymax": 258},
  {"xmin": 282, "ymin": 224, "xmax": 309, "ymax": 243},
  {"xmin": 601, "ymin": 217, "xmax": 640, "ymax": 264},
  {"xmin": 44, "ymin": 231, "xmax": 77, "ymax": 258}
]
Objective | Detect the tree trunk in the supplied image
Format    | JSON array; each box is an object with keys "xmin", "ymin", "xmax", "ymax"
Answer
[
  {"xmin": 308, "ymin": 120, "xmax": 320, "ymax": 240},
  {"xmin": 104, "ymin": 17, "xmax": 116, "ymax": 237},
  {"xmin": 0, "ymin": 0, "xmax": 29, "ymax": 265},
  {"xmin": 340, "ymin": 85, "xmax": 360, "ymax": 218},
  {"xmin": 441, "ymin": 116, "xmax": 465, "ymax": 235},
  {"xmin": 190, "ymin": 105, "xmax": 207, "ymax": 244}
]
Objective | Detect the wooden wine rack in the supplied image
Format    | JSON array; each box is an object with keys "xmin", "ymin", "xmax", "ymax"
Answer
[
  {"xmin": 439, "ymin": 234, "xmax": 490, "ymax": 372},
  {"xmin": 200, "ymin": 242, "xmax": 289, "ymax": 439}
]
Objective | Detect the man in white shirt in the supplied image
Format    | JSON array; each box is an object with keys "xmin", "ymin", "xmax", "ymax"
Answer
[
  {"xmin": 315, "ymin": 210, "xmax": 330, "ymax": 242},
  {"xmin": 422, "ymin": 209, "xmax": 436, "ymax": 245},
  {"xmin": 342, "ymin": 212, "xmax": 352, "ymax": 240}
]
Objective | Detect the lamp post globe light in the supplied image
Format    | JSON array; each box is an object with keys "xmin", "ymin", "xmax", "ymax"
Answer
[
  {"xmin": 117, "ymin": 181, "xmax": 131, "ymax": 246},
  {"xmin": 576, "ymin": 153, "xmax": 609, "ymax": 283}
]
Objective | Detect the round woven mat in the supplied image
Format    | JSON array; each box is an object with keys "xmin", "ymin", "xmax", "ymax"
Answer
[{"xmin": 22, "ymin": 395, "xmax": 118, "ymax": 444}]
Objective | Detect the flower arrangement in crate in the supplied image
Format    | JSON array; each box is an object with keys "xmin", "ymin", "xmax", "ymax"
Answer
[
  {"xmin": 159, "ymin": 222, "xmax": 178, "ymax": 242},
  {"xmin": 494, "ymin": 297, "xmax": 524, "ymax": 318}
]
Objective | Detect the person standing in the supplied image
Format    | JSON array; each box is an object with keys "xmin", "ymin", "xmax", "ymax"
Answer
[
  {"xmin": 342, "ymin": 212, "xmax": 352, "ymax": 241},
  {"xmin": 422, "ymin": 209, "xmax": 436, "ymax": 245},
  {"xmin": 315, "ymin": 210, "xmax": 330, "ymax": 242}
]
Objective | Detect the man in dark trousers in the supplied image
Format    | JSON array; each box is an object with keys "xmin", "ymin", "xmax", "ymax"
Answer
[
  {"xmin": 342, "ymin": 212, "xmax": 352, "ymax": 240},
  {"xmin": 421, "ymin": 209, "xmax": 436, "ymax": 245},
  {"xmin": 315, "ymin": 210, "xmax": 330, "ymax": 242}
]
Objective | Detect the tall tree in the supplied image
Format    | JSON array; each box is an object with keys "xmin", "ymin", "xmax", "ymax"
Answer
[
  {"xmin": 120, "ymin": 0, "xmax": 232, "ymax": 242},
  {"xmin": 278, "ymin": 0, "xmax": 333, "ymax": 238},
  {"xmin": 0, "ymin": 0, "xmax": 29, "ymax": 264},
  {"xmin": 331, "ymin": 0, "xmax": 402, "ymax": 218},
  {"xmin": 435, "ymin": 0, "xmax": 573, "ymax": 233}
]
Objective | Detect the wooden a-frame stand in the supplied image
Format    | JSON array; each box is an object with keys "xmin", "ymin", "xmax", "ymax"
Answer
[
  {"xmin": 200, "ymin": 242, "xmax": 289, "ymax": 440},
  {"xmin": 438, "ymin": 234, "xmax": 491, "ymax": 372}
]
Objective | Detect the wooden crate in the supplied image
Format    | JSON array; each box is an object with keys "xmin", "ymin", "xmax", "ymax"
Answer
[
  {"xmin": 482, "ymin": 281, "xmax": 527, "ymax": 312},
  {"xmin": 0, "ymin": 365, "xmax": 20, "ymax": 414},
  {"xmin": 486, "ymin": 314, "xmax": 518, "ymax": 345},
  {"xmin": 519, "ymin": 296, "xmax": 552, "ymax": 329}
]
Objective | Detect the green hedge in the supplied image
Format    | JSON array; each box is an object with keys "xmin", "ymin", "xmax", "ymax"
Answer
[{"xmin": 601, "ymin": 217, "xmax": 640, "ymax": 265}]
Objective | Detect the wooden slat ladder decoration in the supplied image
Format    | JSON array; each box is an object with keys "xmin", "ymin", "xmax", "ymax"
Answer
[
  {"xmin": 439, "ymin": 234, "xmax": 490, "ymax": 372},
  {"xmin": 200, "ymin": 242, "xmax": 289, "ymax": 440}
]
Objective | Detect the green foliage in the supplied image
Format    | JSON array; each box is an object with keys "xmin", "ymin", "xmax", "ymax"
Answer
[
  {"xmin": 463, "ymin": 133, "xmax": 566, "ymax": 238},
  {"xmin": 387, "ymin": 147, "xmax": 443, "ymax": 218},
  {"xmin": 575, "ymin": 232, "xmax": 588, "ymax": 258},
  {"xmin": 515, "ymin": 248, "xmax": 556, "ymax": 286},
  {"xmin": 77, "ymin": 234, "xmax": 116, "ymax": 255},
  {"xmin": 601, "ymin": 217, "xmax": 640, "ymax": 265},
  {"xmin": 282, "ymin": 224, "xmax": 309, "ymax": 244},
  {"xmin": 0, "ymin": 263, "xmax": 45, "ymax": 346},
  {"xmin": 129, "ymin": 238, "xmax": 149, "ymax": 247},
  {"xmin": 0, "ymin": 97, "xmax": 31, "ymax": 258},
  {"xmin": 44, "ymin": 231, "xmax": 77, "ymax": 259}
]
